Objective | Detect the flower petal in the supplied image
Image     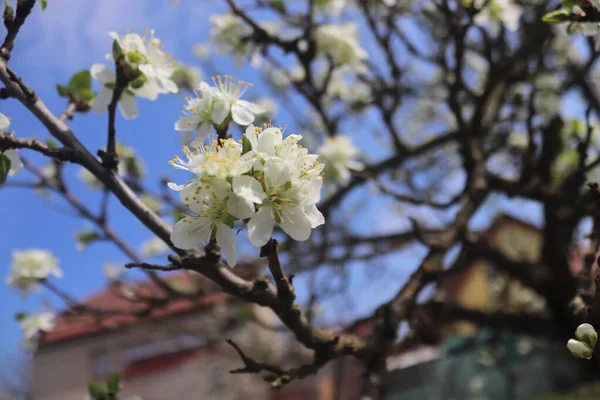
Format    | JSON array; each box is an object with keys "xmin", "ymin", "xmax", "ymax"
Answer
[
  {"xmin": 175, "ymin": 116, "xmax": 201, "ymax": 132},
  {"xmin": 263, "ymin": 158, "xmax": 290, "ymax": 188},
  {"xmin": 131, "ymin": 81, "xmax": 159, "ymax": 101},
  {"xmin": 280, "ymin": 206, "xmax": 312, "ymax": 241},
  {"xmin": 216, "ymin": 224, "xmax": 237, "ymax": 267},
  {"xmin": 304, "ymin": 204, "xmax": 325, "ymax": 228},
  {"xmin": 257, "ymin": 128, "xmax": 282, "ymax": 156},
  {"xmin": 90, "ymin": 64, "xmax": 115, "ymax": 84},
  {"xmin": 232, "ymin": 175, "xmax": 266, "ymax": 204},
  {"xmin": 237, "ymin": 100, "xmax": 264, "ymax": 115},
  {"xmin": 5, "ymin": 150, "xmax": 23, "ymax": 176},
  {"xmin": 211, "ymin": 97, "xmax": 230, "ymax": 124},
  {"xmin": 119, "ymin": 94, "xmax": 138, "ymax": 120},
  {"xmin": 227, "ymin": 193, "xmax": 256, "ymax": 220},
  {"xmin": 0, "ymin": 113, "xmax": 10, "ymax": 131},
  {"xmin": 91, "ymin": 88, "xmax": 113, "ymax": 115},
  {"xmin": 171, "ymin": 217, "xmax": 212, "ymax": 250},
  {"xmin": 231, "ymin": 103, "xmax": 255, "ymax": 126},
  {"xmin": 247, "ymin": 206, "xmax": 274, "ymax": 248}
]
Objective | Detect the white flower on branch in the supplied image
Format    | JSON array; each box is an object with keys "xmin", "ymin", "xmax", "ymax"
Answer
[
  {"xmin": 208, "ymin": 13, "xmax": 280, "ymax": 67},
  {"xmin": 91, "ymin": 30, "xmax": 178, "ymax": 120},
  {"xmin": 19, "ymin": 312, "xmax": 56, "ymax": 349},
  {"xmin": 233, "ymin": 125, "xmax": 325, "ymax": 247},
  {"xmin": 6, "ymin": 249, "xmax": 62, "ymax": 296},
  {"xmin": 318, "ymin": 135, "xmax": 364, "ymax": 186},
  {"xmin": 104, "ymin": 262, "xmax": 125, "ymax": 282},
  {"xmin": 171, "ymin": 178, "xmax": 254, "ymax": 266},
  {"xmin": 174, "ymin": 76, "xmax": 264, "ymax": 139},
  {"xmin": 567, "ymin": 323, "xmax": 598, "ymax": 359},
  {"xmin": 315, "ymin": 23, "xmax": 368, "ymax": 68},
  {"xmin": 141, "ymin": 237, "xmax": 169, "ymax": 257},
  {"xmin": 0, "ymin": 113, "xmax": 23, "ymax": 177},
  {"xmin": 90, "ymin": 64, "xmax": 139, "ymax": 120}
]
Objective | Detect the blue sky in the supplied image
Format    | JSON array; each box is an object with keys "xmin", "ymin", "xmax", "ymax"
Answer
[{"xmin": 0, "ymin": 0, "xmax": 552, "ymax": 366}]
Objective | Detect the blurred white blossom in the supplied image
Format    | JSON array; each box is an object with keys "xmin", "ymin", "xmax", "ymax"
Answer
[
  {"xmin": 6, "ymin": 250, "xmax": 61, "ymax": 296},
  {"xmin": 91, "ymin": 30, "xmax": 178, "ymax": 120},
  {"xmin": 0, "ymin": 113, "xmax": 23, "ymax": 177},
  {"xmin": 141, "ymin": 237, "xmax": 169, "ymax": 257},
  {"xmin": 318, "ymin": 135, "xmax": 364, "ymax": 186},
  {"xmin": 19, "ymin": 312, "xmax": 56, "ymax": 349}
]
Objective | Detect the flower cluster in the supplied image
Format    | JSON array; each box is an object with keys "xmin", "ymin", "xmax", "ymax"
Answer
[
  {"xmin": 19, "ymin": 312, "xmax": 56, "ymax": 349},
  {"xmin": 208, "ymin": 13, "xmax": 280, "ymax": 67},
  {"xmin": 315, "ymin": 23, "xmax": 368, "ymax": 69},
  {"xmin": 174, "ymin": 76, "xmax": 264, "ymax": 139},
  {"xmin": 6, "ymin": 249, "xmax": 62, "ymax": 296},
  {"xmin": 91, "ymin": 30, "xmax": 178, "ymax": 120},
  {"xmin": 0, "ymin": 113, "xmax": 23, "ymax": 178},
  {"xmin": 318, "ymin": 135, "xmax": 364, "ymax": 186},
  {"xmin": 567, "ymin": 323, "xmax": 598, "ymax": 359},
  {"xmin": 169, "ymin": 124, "xmax": 324, "ymax": 266}
]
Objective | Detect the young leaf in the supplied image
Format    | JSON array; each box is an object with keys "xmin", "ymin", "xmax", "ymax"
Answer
[
  {"xmin": 56, "ymin": 84, "xmax": 69, "ymax": 97},
  {"xmin": 67, "ymin": 70, "xmax": 92, "ymax": 94},
  {"xmin": 14, "ymin": 312, "xmax": 27, "ymax": 322},
  {"xmin": 88, "ymin": 381, "xmax": 107, "ymax": 400},
  {"xmin": 40, "ymin": 0, "xmax": 47, "ymax": 10},
  {"xmin": 242, "ymin": 135, "xmax": 253, "ymax": 154},
  {"xmin": 112, "ymin": 39, "xmax": 124, "ymax": 61},
  {"xmin": 0, "ymin": 153, "xmax": 11, "ymax": 184},
  {"xmin": 106, "ymin": 372, "xmax": 120, "ymax": 395},
  {"xmin": 542, "ymin": 9, "xmax": 571, "ymax": 24}
]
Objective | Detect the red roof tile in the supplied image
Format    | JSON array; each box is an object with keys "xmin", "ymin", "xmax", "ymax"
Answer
[{"xmin": 39, "ymin": 273, "xmax": 231, "ymax": 346}]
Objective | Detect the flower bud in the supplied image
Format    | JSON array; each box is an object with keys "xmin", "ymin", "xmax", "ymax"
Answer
[
  {"xmin": 567, "ymin": 339, "xmax": 593, "ymax": 359},
  {"xmin": 575, "ymin": 323, "xmax": 598, "ymax": 349}
]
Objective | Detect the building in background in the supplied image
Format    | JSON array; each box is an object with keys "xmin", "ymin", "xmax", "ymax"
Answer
[{"xmin": 32, "ymin": 267, "xmax": 365, "ymax": 400}]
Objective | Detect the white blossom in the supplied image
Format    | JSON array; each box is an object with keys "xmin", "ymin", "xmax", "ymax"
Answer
[
  {"xmin": 90, "ymin": 64, "xmax": 138, "ymax": 120},
  {"xmin": 0, "ymin": 113, "xmax": 23, "ymax": 177},
  {"xmin": 19, "ymin": 312, "xmax": 56, "ymax": 348},
  {"xmin": 171, "ymin": 178, "xmax": 254, "ymax": 266},
  {"xmin": 141, "ymin": 237, "xmax": 169, "ymax": 257},
  {"xmin": 169, "ymin": 137, "xmax": 257, "ymax": 266},
  {"xmin": 233, "ymin": 126, "xmax": 324, "ymax": 248},
  {"xmin": 91, "ymin": 30, "xmax": 178, "ymax": 119},
  {"xmin": 6, "ymin": 250, "xmax": 61, "ymax": 296},
  {"xmin": 209, "ymin": 13, "xmax": 279, "ymax": 66},
  {"xmin": 104, "ymin": 263, "xmax": 125, "ymax": 281},
  {"xmin": 174, "ymin": 76, "xmax": 263, "ymax": 139},
  {"xmin": 315, "ymin": 23, "xmax": 368, "ymax": 68},
  {"xmin": 473, "ymin": 0, "xmax": 523, "ymax": 32},
  {"xmin": 318, "ymin": 135, "xmax": 364, "ymax": 186},
  {"xmin": 567, "ymin": 323, "xmax": 598, "ymax": 360},
  {"xmin": 169, "ymin": 125, "xmax": 324, "ymax": 262},
  {"xmin": 168, "ymin": 136, "xmax": 254, "ymax": 184}
]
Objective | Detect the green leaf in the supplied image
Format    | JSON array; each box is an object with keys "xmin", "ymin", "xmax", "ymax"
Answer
[
  {"xmin": 242, "ymin": 135, "xmax": 253, "ymax": 154},
  {"xmin": 67, "ymin": 70, "xmax": 91, "ymax": 94},
  {"xmin": 40, "ymin": 0, "xmax": 47, "ymax": 10},
  {"xmin": 76, "ymin": 231, "xmax": 101, "ymax": 249},
  {"xmin": 46, "ymin": 138, "xmax": 57, "ymax": 149},
  {"xmin": 106, "ymin": 373, "xmax": 120, "ymax": 395},
  {"xmin": 88, "ymin": 381, "xmax": 107, "ymax": 400},
  {"xmin": 78, "ymin": 89, "xmax": 95, "ymax": 104},
  {"xmin": 112, "ymin": 39, "xmax": 124, "ymax": 61},
  {"xmin": 0, "ymin": 153, "xmax": 11, "ymax": 185},
  {"xmin": 542, "ymin": 9, "xmax": 571, "ymax": 24},
  {"xmin": 15, "ymin": 312, "xmax": 27, "ymax": 322},
  {"xmin": 56, "ymin": 84, "xmax": 69, "ymax": 97}
]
